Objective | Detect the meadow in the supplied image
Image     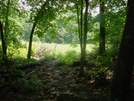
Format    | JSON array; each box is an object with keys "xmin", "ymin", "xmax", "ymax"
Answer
[
  {"xmin": 30, "ymin": 42, "xmax": 95, "ymax": 59},
  {"xmin": 18, "ymin": 41, "xmax": 95, "ymax": 59},
  {"xmin": 34, "ymin": 42, "xmax": 95, "ymax": 53},
  {"xmin": 10, "ymin": 41, "xmax": 95, "ymax": 66}
]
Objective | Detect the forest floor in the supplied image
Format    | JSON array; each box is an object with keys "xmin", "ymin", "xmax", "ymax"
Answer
[{"xmin": 1, "ymin": 59, "xmax": 134, "ymax": 101}]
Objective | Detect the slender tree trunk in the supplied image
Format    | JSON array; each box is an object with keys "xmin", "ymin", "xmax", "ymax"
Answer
[
  {"xmin": 27, "ymin": 22, "xmax": 37, "ymax": 59},
  {"xmin": 79, "ymin": 0, "xmax": 88, "ymax": 77},
  {"xmin": 83, "ymin": 0, "xmax": 88, "ymax": 59},
  {"xmin": 110, "ymin": 0, "xmax": 134, "ymax": 101},
  {"xmin": 79, "ymin": 0, "xmax": 84, "ymax": 77},
  {"xmin": 76, "ymin": 0, "xmax": 82, "ymax": 50},
  {"xmin": 99, "ymin": 1, "xmax": 105, "ymax": 55},
  {"xmin": 0, "ymin": 22, "xmax": 7, "ymax": 66}
]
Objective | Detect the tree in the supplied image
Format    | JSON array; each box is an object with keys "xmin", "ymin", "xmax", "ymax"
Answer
[
  {"xmin": 91, "ymin": 0, "xmax": 126, "ymax": 57},
  {"xmin": 0, "ymin": 0, "xmax": 10, "ymax": 66},
  {"xmin": 76, "ymin": 0, "xmax": 89, "ymax": 77},
  {"xmin": 110, "ymin": 0, "xmax": 134, "ymax": 101},
  {"xmin": 52, "ymin": 11, "xmax": 78, "ymax": 44},
  {"xmin": 27, "ymin": 1, "xmax": 48, "ymax": 58},
  {"xmin": 27, "ymin": 0, "xmax": 62, "ymax": 58},
  {"xmin": 0, "ymin": 22, "xmax": 7, "ymax": 66},
  {"xmin": 105, "ymin": 0, "xmax": 126, "ymax": 56},
  {"xmin": 99, "ymin": 0, "xmax": 105, "ymax": 55},
  {"xmin": 0, "ymin": 0, "xmax": 24, "ymax": 66},
  {"xmin": 27, "ymin": 21, "xmax": 37, "ymax": 58}
]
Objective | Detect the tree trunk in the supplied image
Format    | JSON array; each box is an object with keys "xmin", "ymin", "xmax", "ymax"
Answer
[
  {"xmin": 27, "ymin": 22, "xmax": 37, "ymax": 59},
  {"xmin": 78, "ymin": 0, "xmax": 84, "ymax": 77},
  {"xmin": 79, "ymin": 0, "xmax": 88, "ymax": 77},
  {"xmin": 110, "ymin": 0, "xmax": 134, "ymax": 101},
  {"xmin": 83, "ymin": 0, "xmax": 88, "ymax": 58},
  {"xmin": 0, "ymin": 0, "xmax": 11, "ymax": 66},
  {"xmin": 99, "ymin": 1, "xmax": 105, "ymax": 55},
  {"xmin": 0, "ymin": 22, "xmax": 7, "ymax": 66}
]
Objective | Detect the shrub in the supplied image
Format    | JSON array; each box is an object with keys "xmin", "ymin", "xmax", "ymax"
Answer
[{"xmin": 57, "ymin": 50, "xmax": 79, "ymax": 66}]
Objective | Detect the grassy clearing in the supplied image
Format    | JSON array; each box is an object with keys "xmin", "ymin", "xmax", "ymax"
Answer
[
  {"xmin": 32, "ymin": 42, "xmax": 95, "ymax": 54},
  {"xmin": 30, "ymin": 42, "xmax": 96, "ymax": 64},
  {"xmin": 31, "ymin": 42, "xmax": 95, "ymax": 60},
  {"xmin": 1, "ymin": 41, "xmax": 95, "ymax": 59}
]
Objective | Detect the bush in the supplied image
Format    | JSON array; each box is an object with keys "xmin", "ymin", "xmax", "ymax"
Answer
[{"xmin": 57, "ymin": 50, "xmax": 79, "ymax": 66}]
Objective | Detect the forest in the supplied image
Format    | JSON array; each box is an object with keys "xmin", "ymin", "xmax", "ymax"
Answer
[{"xmin": 0, "ymin": 0, "xmax": 134, "ymax": 101}]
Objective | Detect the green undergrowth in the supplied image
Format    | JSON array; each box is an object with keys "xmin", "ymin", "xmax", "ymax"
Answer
[
  {"xmin": 56, "ymin": 50, "xmax": 80, "ymax": 66},
  {"xmin": 11, "ymin": 57, "xmax": 39, "ymax": 66},
  {"xmin": 0, "ymin": 57, "xmax": 42, "ymax": 95}
]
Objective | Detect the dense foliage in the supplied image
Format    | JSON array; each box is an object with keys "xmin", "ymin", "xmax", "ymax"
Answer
[{"xmin": 1, "ymin": 0, "xmax": 134, "ymax": 101}]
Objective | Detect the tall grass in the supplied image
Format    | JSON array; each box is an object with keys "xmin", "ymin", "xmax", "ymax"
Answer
[{"xmin": 3, "ymin": 41, "xmax": 95, "ymax": 59}]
